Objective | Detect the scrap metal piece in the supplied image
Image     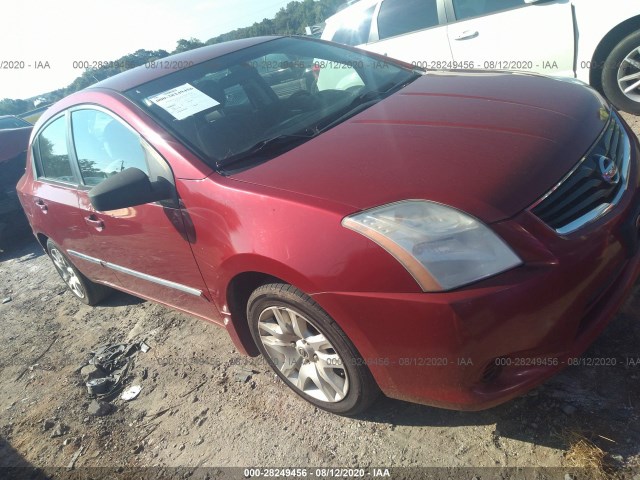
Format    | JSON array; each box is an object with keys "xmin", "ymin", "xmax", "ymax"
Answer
[
  {"xmin": 121, "ymin": 385, "xmax": 142, "ymax": 401},
  {"xmin": 81, "ymin": 341, "xmax": 150, "ymax": 399}
]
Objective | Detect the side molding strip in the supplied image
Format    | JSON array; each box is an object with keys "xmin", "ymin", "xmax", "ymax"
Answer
[{"xmin": 67, "ymin": 249, "xmax": 205, "ymax": 298}]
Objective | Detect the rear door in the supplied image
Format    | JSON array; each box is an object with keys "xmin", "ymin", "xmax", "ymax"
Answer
[
  {"xmin": 364, "ymin": 0, "xmax": 453, "ymax": 67},
  {"xmin": 27, "ymin": 113, "xmax": 118, "ymax": 284},
  {"xmin": 69, "ymin": 107, "xmax": 215, "ymax": 320},
  {"xmin": 445, "ymin": 0, "xmax": 575, "ymax": 76}
]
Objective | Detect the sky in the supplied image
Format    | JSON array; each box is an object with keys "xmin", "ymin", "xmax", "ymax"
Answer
[{"xmin": 0, "ymin": 0, "xmax": 298, "ymax": 101}]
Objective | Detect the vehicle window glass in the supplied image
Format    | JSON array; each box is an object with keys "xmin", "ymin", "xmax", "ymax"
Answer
[
  {"xmin": 0, "ymin": 116, "xmax": 30, "ymax": 129},
  {"xmin": 71, "ymin": 110, "xmax": 150, "ymax": 186},
  {"xmin": 37, "ymin": 116, "xmax": 75, "ymax": 182},
  {"xmin": 452, "ymin": 0, "xmax": 524, "ymax": 21},
  {"xmin": 250, "ymin": 54, "xmax": 314, "ymax": 100},
  {"xmin": 378, "ymin": 0, "xmax": 439, "ymax": 40},
  {"xmin": 125, "ymin": 37, "xmax": 419, "ymax": 170},
  {"xmin": 223, "ymin": 84, "xmax": 250, "ymax": 106},
  {"xmin": 315, "ymin": 61, "xmax": 365, "ymax": 92},
  {"xmin": 331, "ymin": 6, "xmax": 375, "ymax": 46}
]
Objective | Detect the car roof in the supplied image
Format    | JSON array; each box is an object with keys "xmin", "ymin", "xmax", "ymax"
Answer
[{"xmin": 88, "ymin": 36, "xmax": 283, "ymax": 93}]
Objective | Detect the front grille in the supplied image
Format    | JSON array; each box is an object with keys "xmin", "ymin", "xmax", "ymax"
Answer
[{"xmin": 531, "ymin": 112, "xmax": 631, "ymax": 234}]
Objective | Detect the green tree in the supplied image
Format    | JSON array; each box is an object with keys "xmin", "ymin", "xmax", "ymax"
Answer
[
  {"xmin": 38, "ymin": 137, "xmax": 73, "ymax": 179},
  {"xmin": 0, "ymin": 98, "xmax": 32, "ymax": 116},
  {"xmin": 173, "ymin": 38, "xmax": 205, "ymax": 53},
  {"xmin": 205, "ymin": 0, "xmax": 344, "ymax": 45},
  {"xmin": 0, "ymin": 0, "xmax": 346, "ymax": 115}
]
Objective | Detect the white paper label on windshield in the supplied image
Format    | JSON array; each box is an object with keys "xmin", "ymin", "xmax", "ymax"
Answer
[{"xmin": 148, "ymin": 83, "xmax": 220, "ymax": 120}]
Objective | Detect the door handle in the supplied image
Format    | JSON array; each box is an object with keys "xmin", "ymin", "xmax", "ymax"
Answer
[
  {"xmin": 35, "ymin": 199, "xmax": 48, "ymax": 212},
  {"xmin": 84, "ymin": 215, "xmax": 105, "ymax": 231},
  {"xmin": 454, "ymin": 30, "xmax": 479, "ymax": 41}
]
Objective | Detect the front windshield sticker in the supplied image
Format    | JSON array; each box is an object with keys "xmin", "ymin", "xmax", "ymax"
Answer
[{"xmin": 148, "ymin": 83, "xmax": 220, "ymax": 120}]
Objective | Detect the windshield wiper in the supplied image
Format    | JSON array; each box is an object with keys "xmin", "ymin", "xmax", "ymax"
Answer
[
  {"xmin": 316, "ymin": 75, "xmax": 421, "ymax": 135},
  {"xmin": 217, "ymin": 74, "xmax": 420, "ymax": 170},
  {"xmin": 314, "ymin": 100, "xmax": 381, "ymax": 137},
  {"xmin": 216, "ymin": 132, "xmax": 315, "ymax": 170},
  {"xmin": 350, "ymin": 80, "xmax": 398, "ymax": 105}
]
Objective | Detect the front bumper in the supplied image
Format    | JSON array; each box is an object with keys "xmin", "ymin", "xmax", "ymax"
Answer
[
  {"xmin": 314, "ymin": 244, "xmax": 640, "ymax": 410},
  {"xmin": 312, "ymin": 124, "xmax": 640, "ymax": 411}
]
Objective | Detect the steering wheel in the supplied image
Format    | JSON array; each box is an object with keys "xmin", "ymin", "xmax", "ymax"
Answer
[
  {"xmin": 261, "ymin": 111, "xmax": 315, "ymax": 138},
  {"xmin": 286, "ymin": 90, "xmax": 321, "ymax": 111}
]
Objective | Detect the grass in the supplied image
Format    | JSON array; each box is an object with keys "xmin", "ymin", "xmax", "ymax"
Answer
[
  {"xmin": 22, "ymin": 113, "xmax": 43, "ymax": 124},
  {"xmin": 563, "ymin": 429, "xmax": 620, "ymax": 480}
]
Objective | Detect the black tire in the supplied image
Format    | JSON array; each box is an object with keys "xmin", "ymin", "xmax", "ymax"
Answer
[
  {"xmin": 247, "ymin": 283, "xmax": 380, "ymax": 415},
  {"xmin": 46, "ymin": 240, "xmax": 111, "ymax": 306},
  {"xmin": 602, "ymin": 30, "xmax": 640, "ymax": 114}
]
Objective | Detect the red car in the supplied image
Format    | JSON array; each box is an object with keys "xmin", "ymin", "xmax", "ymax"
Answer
[{"xmin": 17, "ymin": 36, "xmax": 640, "ymax": 415}]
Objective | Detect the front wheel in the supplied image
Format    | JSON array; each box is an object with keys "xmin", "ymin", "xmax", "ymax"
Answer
[
  {"xmin": 247, "ymin": 283, "xmax": 379, "ymax": 415},
  {"xmin": 602, "ymin": 30, "xmax": 640, "ymax": 114}
]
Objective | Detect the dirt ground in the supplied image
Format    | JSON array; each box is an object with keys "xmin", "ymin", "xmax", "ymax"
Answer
[{"xmin": 1, "ymin": 115, "xmax": 640, "ymax": 480}]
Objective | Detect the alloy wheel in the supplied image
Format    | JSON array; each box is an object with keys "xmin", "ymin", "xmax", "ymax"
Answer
[
  {"xmin": 50, "ymin": 248, "xmax": 86, "ymax": 299},
  {"xmin": 617, "ymin": 46, "xmax": 640, "ymax": 102},
  {"xmin": 257, "ymin": 306, "xmax": 349, "ymax": 402}
]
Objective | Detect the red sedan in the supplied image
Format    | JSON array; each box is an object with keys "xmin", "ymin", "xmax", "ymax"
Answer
[{"xmin": 17, "ymin": 36, "xmax": 640, "ymax": 415}]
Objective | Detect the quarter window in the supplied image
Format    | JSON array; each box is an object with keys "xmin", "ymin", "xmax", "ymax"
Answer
[
  {"xmin": 452, "ymin": 0, "xmax": 524, "ymax": 21},
  {"xmin": 71, "ymin": 110, "xmax": 150, "ymax": 186},
  {"xmin": 377, "ymin": 0, "xmax": 439, "ymax": 40},
  {"xmin": 36, "ymin": 116, "xmax": 74, "ymax": 182}
]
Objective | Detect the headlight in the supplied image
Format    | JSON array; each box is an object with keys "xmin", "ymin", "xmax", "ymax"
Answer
[{"xmin": 342, "ymin": 200, "xmax": 522, "ymax": 292}]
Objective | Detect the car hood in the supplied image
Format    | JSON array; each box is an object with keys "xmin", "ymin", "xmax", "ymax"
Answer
[{"xmin": 230, "ymin": 71, "xmax": 609, "ymax": 223}]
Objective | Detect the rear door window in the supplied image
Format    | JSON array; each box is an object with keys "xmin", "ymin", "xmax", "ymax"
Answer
[
  {"xmin": 331, "ymin": 6, "xmax": 376, "ymax": 46},
  {"xmin": 377, "ymin": 0, "xmax": 440, "ymax": 40},
  {"xmin": 452, "ymin": 0, "xmax": 524, "ymax": 21}
]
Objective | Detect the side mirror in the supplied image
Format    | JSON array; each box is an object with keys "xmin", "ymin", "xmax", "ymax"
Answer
[{"xmin": 89, "ymin": 167, "xmax": 172, "ymax": 211}]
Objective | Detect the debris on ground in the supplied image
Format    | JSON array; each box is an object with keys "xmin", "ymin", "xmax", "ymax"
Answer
[
  {"xmin": 80, "ymin": 341, "xmax": 150, "ymax": 400},
  {"xmin": 67, "ymin": 445, "xmax": 86, "ymax": 470},
  {"xmin": 80, "ymin": 365, "xmax": 103, "ymax": 382},
  {"xmin": 233, "ymin": 368, "xmax": 255, "ymax": 383},
  {"xmin": 50, "ymin": 422, "xmax": 68, "ymax": 438},
  {"xmin": 121, "ymin": 385, "xmax": 142, "ymax": 401},
  {"xmin": 42, "ymin": 418, "xmax": 55, "ymax": 432},
  {"xmin": 87, "ymin": 399, "xmax": 115, "ymax": 417},
  {"xmin": 564, "ymin": 430, "xmax": 614, "ymax": 480}
]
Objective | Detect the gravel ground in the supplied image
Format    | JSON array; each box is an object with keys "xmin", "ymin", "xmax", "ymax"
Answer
[{"xmin": 0, "ymin": 114, "xmax": 639, "ymax": 479}]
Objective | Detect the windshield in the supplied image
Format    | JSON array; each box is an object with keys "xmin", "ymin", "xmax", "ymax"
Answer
[{"xmin": 125, "ymin": 37, "xmax": 420, "ymax": 171}]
